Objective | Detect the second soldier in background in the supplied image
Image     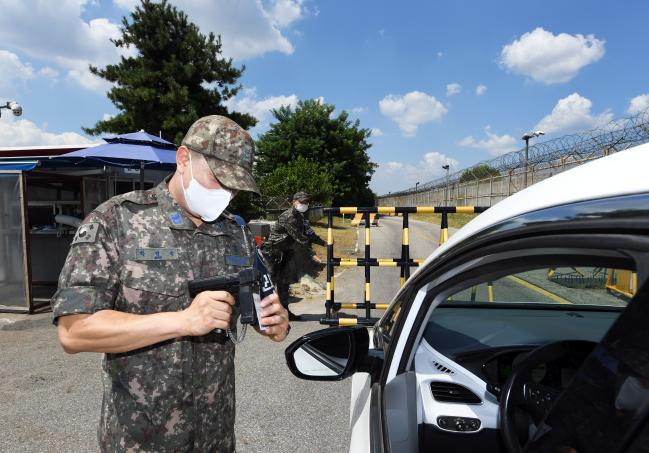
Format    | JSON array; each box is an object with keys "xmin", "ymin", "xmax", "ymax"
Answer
[{"xmin": 262, "ymin": 192, "xmax": 325, "ymax": 320}]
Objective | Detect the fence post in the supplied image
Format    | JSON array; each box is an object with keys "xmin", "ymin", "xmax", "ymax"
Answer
[
  {"xmin": 489, "ymin": 176, "xmax": 493, "ymax": 206},
  {"xmin": 507, "ymin": 171, "xmax": 512, "ymax": 196}
]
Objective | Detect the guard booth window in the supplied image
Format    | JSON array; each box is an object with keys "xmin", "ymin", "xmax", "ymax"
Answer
[
  {"xmin": 0, "ymin": 173, "xmax": 29, "ymax": 311},
  {"xmin": 115, "ymin": 179, "xmax": 154, "ymax": 195}
]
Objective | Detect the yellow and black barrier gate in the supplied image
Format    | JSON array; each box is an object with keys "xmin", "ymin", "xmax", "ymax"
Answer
[{"xmin": 321, "ymin": 206, "xmax": 488, "ymax": 327}]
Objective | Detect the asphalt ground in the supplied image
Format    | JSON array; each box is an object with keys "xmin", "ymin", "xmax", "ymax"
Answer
[{"xmin": 0, "ymin": 313, "xmax": 349, "ymax": 453}]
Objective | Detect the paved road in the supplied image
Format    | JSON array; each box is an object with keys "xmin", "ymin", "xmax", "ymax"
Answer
[{"xmin": 0, "ymin": 314, "xmax": 349, "ymax": 453}]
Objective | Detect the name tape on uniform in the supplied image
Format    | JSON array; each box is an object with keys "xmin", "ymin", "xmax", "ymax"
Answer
[{"xmin": 135, "ymin": 248, "xmax": 180, "ymax": 260}]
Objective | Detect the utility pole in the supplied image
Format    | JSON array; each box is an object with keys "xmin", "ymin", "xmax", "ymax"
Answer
[
  {"xmin": 442, "ymin": 164, "xmax": 450, "ymax": 206},
  {"xmin": 521, "ymin": 130, "xmax": 544, "ymax": 188}
]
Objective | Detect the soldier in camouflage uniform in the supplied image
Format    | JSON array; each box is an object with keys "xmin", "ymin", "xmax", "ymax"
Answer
[
  {"xmin": 261, "ymin": 192, "xmax": 325, "ymax": 320},
  {"xmin": 52, "ymin": 116, "xmax": 290, "ymax": 453}
]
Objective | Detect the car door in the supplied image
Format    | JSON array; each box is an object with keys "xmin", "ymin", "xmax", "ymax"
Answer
[{"xmin": 375, "ymin": 196, "xmax": 649, "ymax": 453}]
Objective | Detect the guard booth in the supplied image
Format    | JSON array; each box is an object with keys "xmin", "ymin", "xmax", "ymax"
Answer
[{"xmin": 0, "ymin": 145, "xmax": 172, "ymax": 313}]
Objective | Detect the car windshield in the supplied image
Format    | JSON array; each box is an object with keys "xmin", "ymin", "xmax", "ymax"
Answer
[{"xmin": 441, "ymin": 266, "xmax": 632, "ymax": 308}]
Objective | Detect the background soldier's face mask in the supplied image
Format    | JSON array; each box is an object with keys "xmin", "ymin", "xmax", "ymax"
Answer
[
  {"xmin": 295, "ymin": 203, "xmax": 309, "ymax": 213},
  {"xmin": 182, "ymin": 152, "xmax": 232, "ymax": 222}
]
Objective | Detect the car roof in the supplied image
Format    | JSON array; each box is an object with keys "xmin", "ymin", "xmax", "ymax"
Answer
[{"xmin": 414, "ymin": 141, "xmax": 649, "ymax": 276}]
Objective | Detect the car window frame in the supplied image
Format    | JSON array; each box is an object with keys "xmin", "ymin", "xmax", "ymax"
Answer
[{"xmin": 382, "ymin": 233, "xmax": 649, "ymax": 386}]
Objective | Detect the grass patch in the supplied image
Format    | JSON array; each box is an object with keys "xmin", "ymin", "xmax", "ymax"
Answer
[
  {"xmin": 409, "ymin": 212, "xmax": 478, "ymax": 229},
  {"xmin": 311, "ymin": 216, "xmax": 358, "ymax": 259}
]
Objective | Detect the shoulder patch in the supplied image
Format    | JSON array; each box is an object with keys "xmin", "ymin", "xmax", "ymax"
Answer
[{"xmin": 72, "ymin": 222, "xmax": 100, "ymax": 245}]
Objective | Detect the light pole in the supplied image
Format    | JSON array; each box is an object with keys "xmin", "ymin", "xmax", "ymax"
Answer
[
  {"xmin": 0, "ymin": 101, "xmax": 23, "ymax": 118},
  {"xmin": 521, "ymin": 130, "xmax": 544, "ymax": 187},
  {"xmin": 442, "ymin": 164, "xmax": 450, "ymax": 206},
  {"xmin": 414, "ymin": 181, "xmax": 419, "ymax": 205}
]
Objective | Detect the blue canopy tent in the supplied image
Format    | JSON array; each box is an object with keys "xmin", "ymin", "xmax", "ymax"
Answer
[{"xmin": 58, "ymin": 131, "xmax": 177, "ymax": 189}]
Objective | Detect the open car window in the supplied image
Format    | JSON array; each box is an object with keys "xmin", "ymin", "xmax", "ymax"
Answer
[
  {"xmin": 443, "ymin": 266, "xmax": 633, "ymax": 307},
  {"xmin": 423, "ymin": 265, "xmax": 634, "ymax": 360}
]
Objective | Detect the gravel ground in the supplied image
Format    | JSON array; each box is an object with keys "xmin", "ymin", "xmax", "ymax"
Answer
[{"xmin": 0, "ymin": 311, "xmax": 349, "ymax": 453}]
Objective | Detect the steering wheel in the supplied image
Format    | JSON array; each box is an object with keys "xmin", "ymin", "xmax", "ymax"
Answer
[{"xmin": 499, "ymin": 340, "xmax": 596, "ymax": 453}]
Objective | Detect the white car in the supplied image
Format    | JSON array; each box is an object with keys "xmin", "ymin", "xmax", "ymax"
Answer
[{"xmin": 285, "ymin": 143, "xmax": 649, "ymax": 453}]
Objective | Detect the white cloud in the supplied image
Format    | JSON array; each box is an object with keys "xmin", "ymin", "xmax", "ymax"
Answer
[
  {"xmin": 475, "ymin": 84, "xmax": 487, "ymax": 96},
  {"xmin": 370, "ymin": 128, "xmax": 383, "ymax": 137},
  {"xmin": 269, "ymin": 0, "xmax": 305, "ymax": 28},
  {"xmin": 500, "ymin": 27, "xmax": 605, "ymax": 84},
  {"xmin": 113, "ymin": 0, "xmax": 139, "ymax": 9},
  {"xmin": 114, "ymin": 0, "xmax": 309, "ymax": 60},
  {"xmin": 0, "ymin": 115, "xmax": 95, "ymax": 146},
  {"xmin": 224, "ymin": 87, "xmax": 298, "ymax": 135},
  {"xmin": 0, "ymin": 50, "xmax": 36, "ymax": 94},
  {"xmin": 379, "ymin": 91, "xmax": 447, "ymax": 137},
  {"xmin": 437, "ymin": 51, "xmax": 444, "ymax": 58},
  {"xmin": 459, "ymin": 126, "xmax": 518, "ymax": 156},
  {"xmin": 0, "ymin": 1, "xmax": 127, "ymax": 92},
  {"xmin": 446, "ymin": 83, "xmax": 461, "ymax": 96},
  {"xmin": 102, "ymin": 113, "xmax": 115, "ymax": 121},
  {"xmin": 534, "ymin": 93, "xmax": 613, "ymax": 134},
  {"xmin": 628, "ymin": 93, "xmax": 649, "ymax": 115},
  {"xmin": 371, "ymin": 151, "xmax": 458, "ymax": 193},
  {"xmin": 351, "ymin": 106, "xmax": 368, "ymax": 114},
  {"xmin": 0, "ymin": 50, "xmax": 59, "ymax": 95},
  {"xmin": 0, "ymin": 0, "xmax": 309, "ymax": 93}
]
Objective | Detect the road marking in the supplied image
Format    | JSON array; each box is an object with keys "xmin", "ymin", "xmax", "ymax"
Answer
[{"xmin": 506, "ymin": 276, "xmax": 573, "ymax": 304}]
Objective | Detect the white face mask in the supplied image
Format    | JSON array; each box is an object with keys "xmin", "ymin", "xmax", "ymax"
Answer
[
  {"xmin": 295, "ymin": 203, "xmax": 309, "ymax": 213},
  {"xmin": 181, "ymin": 153, "xmax": 232, "ymax": 222}
]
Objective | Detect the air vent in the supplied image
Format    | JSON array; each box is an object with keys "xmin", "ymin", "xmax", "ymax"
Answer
[
  {"xmin": 430, "ymin": 382, "xmax": 482, "ymax": 404},
  {"xmin": 432, "ymin": 361, "xmax": 454, "ymax": 374}
]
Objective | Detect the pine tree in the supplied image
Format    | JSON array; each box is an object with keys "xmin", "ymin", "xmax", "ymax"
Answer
[{"xmin": 83, "ymin": 0, "xmax": 255, "ymax": 144}]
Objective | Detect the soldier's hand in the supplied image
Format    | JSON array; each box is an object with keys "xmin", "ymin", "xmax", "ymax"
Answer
[
  {"xmin": 312, "ymin": 255, "xmax": 322, "ymax": 263},
  {"xmin": 257, "ymin": 293, "xmax": 290, "ymax": 342},
  {"xmin": 180, "ymin": 291, "xmax": 235, "ymax": 336}
]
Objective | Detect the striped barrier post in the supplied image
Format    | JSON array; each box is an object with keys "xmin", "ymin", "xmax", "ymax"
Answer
[{"xmin": 325, "ymin": 209, "xmax": 334, "ymax": 319}]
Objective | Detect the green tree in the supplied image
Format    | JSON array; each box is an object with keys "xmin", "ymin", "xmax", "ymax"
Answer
[
  {"xmin": 259, "ymin": 156, "xmax": 334, "ymax": 207},
  {"xmin": 83, "ymin": 0, "xmax": 255, "ymax": 144},
  {"xmin": 459, "ymin": 164, "xmax": 500, "ymax": 183},
  {"xmin": 255, "ymin": 99, "xmax": 377, "ymax": 206}
]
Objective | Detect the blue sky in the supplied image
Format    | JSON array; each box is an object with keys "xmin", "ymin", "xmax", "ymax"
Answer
[{"xmin": 1, "ymin": 0, "xmax": 648, "ymax": 194}]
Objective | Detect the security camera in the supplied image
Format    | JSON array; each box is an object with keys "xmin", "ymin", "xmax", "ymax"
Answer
[{"xmin": 9, "ymin": 101, "xmax": 22, "ymax": 117}]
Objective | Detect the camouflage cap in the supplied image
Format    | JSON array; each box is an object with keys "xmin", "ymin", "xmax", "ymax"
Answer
[
  {"xmin": 292, "ymin": 191, "xmax": 310, "ymax": 202},
  {"xmin": 181, "ymin": 115, "xmax": 259, "ymax": 194}
]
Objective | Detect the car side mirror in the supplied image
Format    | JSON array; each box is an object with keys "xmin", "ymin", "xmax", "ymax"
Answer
[{"xmin": 285, "ymin": 326, "xmax": 370, "ymax": 381}]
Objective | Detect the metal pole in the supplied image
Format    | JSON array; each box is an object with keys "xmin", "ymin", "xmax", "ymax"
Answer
[
  {"xmin": 524, "ymin": 138, "xmax": 529, "ymax": 188},
  {"xmin": 139, "ymin": 161, "xmax": 145, "ymax": 190}
]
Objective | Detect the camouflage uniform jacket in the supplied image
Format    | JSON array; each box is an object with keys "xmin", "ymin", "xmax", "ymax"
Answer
[
  {"xmin": 51, "ymin": 177, "xmax": 256, "ymax": 453},
  {"xmin": 262, "ymin": 208, "xmax": 324, "ymax": 260}
]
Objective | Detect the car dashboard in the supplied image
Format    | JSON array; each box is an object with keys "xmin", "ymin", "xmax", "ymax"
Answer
[{"xmin": 413, "ymin": 306, "xmax": 620, "ymax": 451}]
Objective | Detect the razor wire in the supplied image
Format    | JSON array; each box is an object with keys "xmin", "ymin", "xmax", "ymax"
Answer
[{"xmin": 383, "ymin": 108, "xmax": 649, "ymax": 197}]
